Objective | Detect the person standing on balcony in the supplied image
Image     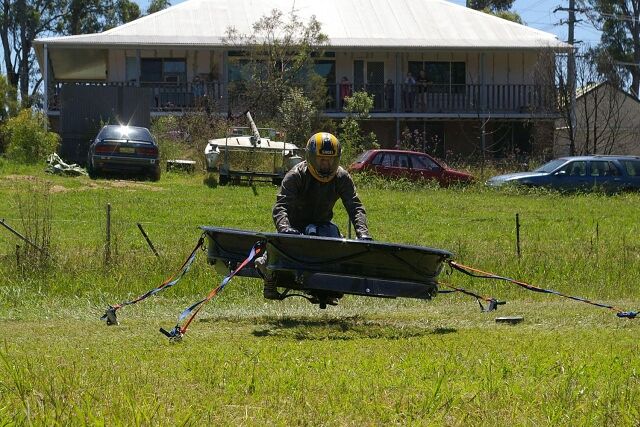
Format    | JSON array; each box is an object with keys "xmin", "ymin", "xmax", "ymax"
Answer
[
  {"xmin": 191, "ymin": 74, "xmax": 205, "ymax": 107},
  {"xmin": 339, "ymin": 76, "xmax": 352, "ymax": 110},
  {"xmin": 384, "ymin": 79, "xmax": 395, "ymax": 111},
  {"xmin": 403, "ymin": 72, "xmax": 416, "ymax": 112}
]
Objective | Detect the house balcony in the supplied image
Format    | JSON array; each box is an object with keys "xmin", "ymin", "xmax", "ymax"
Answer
[{"xmin": 47, "ymin": 81, "xmax": 559, "ymax": 118}]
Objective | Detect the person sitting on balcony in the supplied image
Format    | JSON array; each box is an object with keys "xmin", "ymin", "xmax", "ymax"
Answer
[{"xmin": 256, "ymin": 132, "xmax": 372, "ymax": 301}]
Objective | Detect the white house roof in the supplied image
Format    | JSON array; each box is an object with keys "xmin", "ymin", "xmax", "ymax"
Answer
[{"xmin": 34, "ymin": 0, "xmax": 568, "ymax": 50}]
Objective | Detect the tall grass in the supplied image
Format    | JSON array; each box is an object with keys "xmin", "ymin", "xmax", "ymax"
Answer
[{"xmin": 0, "ymin": 161, "xmax": 639, "ymax": 425}]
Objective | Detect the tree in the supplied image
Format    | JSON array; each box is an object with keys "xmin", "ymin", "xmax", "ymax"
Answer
[
  {"xmin": 466, "ymin": 0, "xmax": 523, "ymax": 23},
  {"xmin": 147, "ymin": 0, "xmax": 170, "ymax": 15},
  {"xmin": 549, "ymin": 46, "xmax": 632, "ymax": 155},
  {"xmin": 115, "ymin": 0, "xmax": 140, "ymax": 24},
  {"xmin": 223, "ymin": 9, "xmax": 328, "ymax": 120},
  {"xmin": 0, "ymin": 74, "xmax": 18, "ymax": 122},
  {"xmin": 466, "ymin": 0, "xmax": 514, "ymax": 11},
  {"xmin": 339, "ymin": 91, "xmax": 378, "ymax": 163},
  {"xmin": 60, "ymin": 0, "xmax": 141, "ymax": 35},
  {"xmin": 2, "ymin": 108, "xmax": 60, "ymax": 162},
  {"xmin": 584, "ymin": 0, "xmax": 640, "ymax": 97},
  {"xmin": 277, "ymin": 87, "xmax": 317, "ymax": 146},
  {"xmin": 0, "ymin": 0, "xmax": 141, "ymax": 107},
  {"xmin": 0, "ymin": 0, "xmax": 65, "ymax": 106}
]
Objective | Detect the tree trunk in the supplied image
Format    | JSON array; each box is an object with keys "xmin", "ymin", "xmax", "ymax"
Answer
[{"xmin": 0, "ymin": 0, "xmax": 18, "ymax": 90}]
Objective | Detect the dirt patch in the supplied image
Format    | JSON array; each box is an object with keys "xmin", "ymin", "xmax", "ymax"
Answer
[
  {"xmin": 4, "ymin": 175, "xmax": 44, "ymax": 182},
  {"xmin": 106, "ymin": 180, "xmax": 163, "ymax": 191},
  {"xmin": 50, "ymin": 185, "xmax": 68, "ymax": 193},
  {"xmin": 2, "ymin": 175, "xmax": 163, "ymax": 192}
]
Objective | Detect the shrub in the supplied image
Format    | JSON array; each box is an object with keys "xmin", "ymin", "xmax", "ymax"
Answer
[
  {"xmin": 277, "ymin": 87, "xmax": 316, "ymax": 146},
  {"xmin": 339, "ymin": 91, "xmax": 379, "ymax": 164},
  {"xmin": 150, "ymin": 114, "xmax": 229, "ymax": 171},
  {"xmin": 2, "ymin": 109, "xmax": 60, "ymax": 163}
]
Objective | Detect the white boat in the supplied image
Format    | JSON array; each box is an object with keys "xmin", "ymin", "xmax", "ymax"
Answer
[{"xmin": 205, "ymin": 112, "xmax": 303, "ymax": 185}]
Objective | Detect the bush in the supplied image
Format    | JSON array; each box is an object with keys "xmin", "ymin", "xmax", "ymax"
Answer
[
  {"xmin": 277, "ymin": 87, "xmax": 316, "ymax": 146},
  {"xmin": 150, "ymin": 114, "xmax": 229, "ymax": 171},
  {"xmin": 339, "ymin": 91, "xmax": 378, "ymax": 164},
  {"xmin": 2, "ymin": 109, "xmax": 60, "ymax": 164}
]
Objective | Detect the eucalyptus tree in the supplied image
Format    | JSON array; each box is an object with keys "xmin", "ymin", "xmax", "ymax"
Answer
[
  {"xmin": 146, "ymin": 0, "xmax": 171, "ymax": 15},
  {"xmin": 0, "ymin": 0, "xmax": 65, "ymax": 105},
  {"xmin": 466, "ymin": 0, "xmax": 523, "ymax": 23},
  {"xmin": 583, "ymin": 0, "xmax": 640, "ymax": 97}
]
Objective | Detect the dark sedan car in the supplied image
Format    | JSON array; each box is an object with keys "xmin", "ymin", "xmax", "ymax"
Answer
[
  {"xmin": 486, "ymin": 155, "xmax": 640, "ymax": 192},
  {"xmin": 87, "ymin": 125, "xmax": 161, "ymax": 181},
  {"xmin": 349, "ymin": 149, "xmax": 474, "ymax": 186}
]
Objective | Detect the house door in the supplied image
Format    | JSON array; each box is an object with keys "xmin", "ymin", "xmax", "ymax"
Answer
[{"xmin": 367, "ymin": 61, "xmax": 384, "ymax": 110}]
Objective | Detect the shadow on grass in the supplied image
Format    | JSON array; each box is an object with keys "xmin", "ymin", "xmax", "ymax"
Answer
[
  {"xmin": 202, "ymin": 175, "xmax": 260, "ymax": 196},
  {"xmin": 249, "ymin": 315, "xmax": 458, "ymax": 341},
  {"xmin": 203, "ymin": 174, "xmax": 218, "ymax": 188}
]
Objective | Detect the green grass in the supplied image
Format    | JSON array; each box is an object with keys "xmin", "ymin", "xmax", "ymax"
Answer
[{"xmin": 1, "ymin": 161, "xmax": 639, "ymax": 425}]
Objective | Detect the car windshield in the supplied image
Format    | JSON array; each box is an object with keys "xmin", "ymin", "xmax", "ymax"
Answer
[
  {"xmin": 354, "ymin": 151, "xmax": 372, "ymax": 163},
  {"xmin": 100, "ymin": 126, "xmax": 153, "ymax": 143},
  {"xmin": 533, "ymin": 159, "xmax": 567, "ymax": 173}
]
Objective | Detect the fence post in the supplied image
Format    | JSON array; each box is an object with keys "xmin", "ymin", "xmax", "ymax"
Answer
[
  {"xmin": 516, "ymin": 213, "xmax": 521, "ymax": 258},
  {"xmin": 105, "ymin": 203, "xmax": 111, "ymax": 265}
]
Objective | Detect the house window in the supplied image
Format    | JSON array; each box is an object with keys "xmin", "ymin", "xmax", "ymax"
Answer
[
  {"xmin": 228, "ymin": 59, "xmax": 253, "ymax": 82},
  {"xmin": 125, "ymin": 57, "xmax": 138, "ymax": 82},
  {"xmin": 314, "ymin": 59, "xmax": 336, "ymax": 108},
  {"xmin": 408, "ymin": 61, "xmax": 466, "ymax": 93},
  {"xmin": 140, "ymin": 58, "xmax": 186, "ymax": 83},
  {"xmin": 314, "ymin": 60, "xmax": 336, "ymax": 84}
]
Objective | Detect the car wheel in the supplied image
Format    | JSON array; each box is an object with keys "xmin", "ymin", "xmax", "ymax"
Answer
[{"xmin": 87, "ymin": 159, "xmax": 98, "ymax": 179}]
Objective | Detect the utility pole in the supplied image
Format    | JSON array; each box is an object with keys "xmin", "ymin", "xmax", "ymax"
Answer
[
  {"xmin": 567, "ymin": 0, "xmax": 577, "ymax": 155},
  {"xmin": 555, "ymin": 0, "xmax": 580, "ymax": 155}
]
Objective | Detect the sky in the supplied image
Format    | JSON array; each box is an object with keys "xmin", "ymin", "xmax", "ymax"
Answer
[
  {"xmin": 135, "ymin": 0, "xmax": 604, "ymax": 48},
  {"xmin": 452, "ymin": 0, "xmax": 604, "ymax": 47}
]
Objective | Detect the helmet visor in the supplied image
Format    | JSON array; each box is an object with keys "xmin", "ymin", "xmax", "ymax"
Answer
[{"xmin": 313, "ymin": 155, "xmax": 340, "ymax": 178}]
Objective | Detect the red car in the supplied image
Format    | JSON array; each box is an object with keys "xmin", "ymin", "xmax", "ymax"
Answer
[{"xmin": 348, "ymin": 149, "xmax": 474, "ymax": 186}]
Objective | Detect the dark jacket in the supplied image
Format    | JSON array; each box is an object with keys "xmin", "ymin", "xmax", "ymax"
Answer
[{"xmin": 273, "ymin": 161, "xmax": 370, "ymax": 238}]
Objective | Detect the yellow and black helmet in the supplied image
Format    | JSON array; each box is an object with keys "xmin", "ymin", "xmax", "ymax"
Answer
[{"xmin": 306, "ymin": 132, "xmax": 341, "ymax": 183}]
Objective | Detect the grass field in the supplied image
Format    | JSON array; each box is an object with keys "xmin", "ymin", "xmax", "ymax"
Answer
[{"xmin": 1, "ymin": 159, "xmax": 639, "ymax": 425}]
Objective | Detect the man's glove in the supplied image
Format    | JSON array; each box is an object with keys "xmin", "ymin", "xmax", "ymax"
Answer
[
  {"xmin": 358, "ymin": 234, "xmax": 373, "ymax": 241},
  {"xmin": 280, "ymin": 227, "xmax": 301, "ymax": 235}
]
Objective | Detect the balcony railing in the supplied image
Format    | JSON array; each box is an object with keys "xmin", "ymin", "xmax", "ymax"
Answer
[
  {"xmin": 48, "ymin": 81, "xmax": 559, "ymax": 115},
  {"xmin": 331, "ymin": 83, "xmax": 558, "ymax": 114}
]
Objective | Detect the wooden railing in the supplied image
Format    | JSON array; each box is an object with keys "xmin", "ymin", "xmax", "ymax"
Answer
[{"xmin": 48, "ymin": 81, "xmax": 559, "ymax": 115}]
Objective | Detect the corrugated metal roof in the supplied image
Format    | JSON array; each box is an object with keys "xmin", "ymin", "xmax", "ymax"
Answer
[{"xmin": 34, "ymin": 0, "xmax": 569, "ymax": 50}]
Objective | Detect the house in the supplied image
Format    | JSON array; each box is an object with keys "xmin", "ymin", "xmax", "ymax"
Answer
[
  {"xmin": 554, "ymin": 81, "xmax": 640, "ymax": 156},
  {"xmin": 33, "ymin": 0, "xmax": 569, "ymax": 162}
]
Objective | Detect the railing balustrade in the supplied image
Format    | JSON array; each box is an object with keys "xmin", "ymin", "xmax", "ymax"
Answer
[{"xmin": 47, "ymin": 81, "xmax": 559, "ymax": 115}]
